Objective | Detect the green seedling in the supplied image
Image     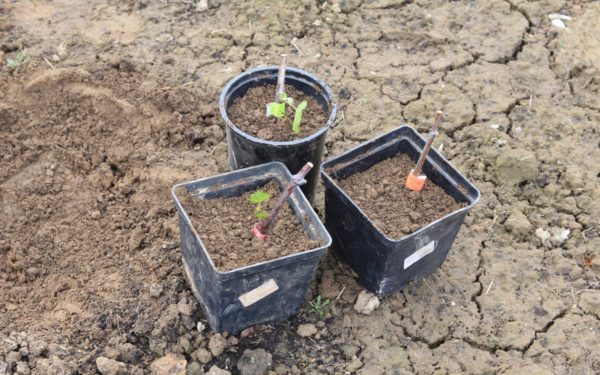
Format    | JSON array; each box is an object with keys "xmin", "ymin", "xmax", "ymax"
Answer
[
  {"xmin": 249, "ymin": 190, "xmax": 270, "ymax": 219},
  {"xmin": 265, "ymin": 54, "xmax": 308, "ymax": 134},
  {"xmin": 308, "ymin": 295, "xmax": 330, "ymax": 318},
  {"xmin": 6, "ymin": 51, "xmax": 29, "ymax": 68},
  {"xmin": 267, "ymin": 92, "xmax": 308, "ymax": 135},
  {"xmin": 252, "ymin": 162, "xmax": 313, "ymax": 239}
]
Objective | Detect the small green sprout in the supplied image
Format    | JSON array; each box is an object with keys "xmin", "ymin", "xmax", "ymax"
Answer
[
  {"xmin": 308, "ymin": 295, "xmax": 330, "ymax": 318},
  {"xmin": 249, "ymin": 190, "xmax": 270, "ymax": 219},
  {"xmin": 6, "ymin": 51, "xmax": 29, "ymax": 68},
  {"xmin": 266, "ymin": 92, "xmax": 308, "ymax": 135}
]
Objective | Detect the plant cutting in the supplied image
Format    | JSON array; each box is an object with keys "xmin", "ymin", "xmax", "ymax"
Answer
[
  {"xmin": 172, "ymin": 162, "xmax": 332, "ymax": 333},
  {"xmin": 265, "ymin": 54, "xmax": 308, "ymax": 135},
  {"xmin": 405, "ymin": 111, "xmax": 443, "ymax": 192},
  {"xmin": 252, "ymin": 162, "xmax": 313, "ymax": 239},
  {"xmin": 320, "ymin": 123, "xmax": 481, "ymax": 296},
  {"xmin": 219, "ymin": 55, "xmax": 337, "ymax": 202}
]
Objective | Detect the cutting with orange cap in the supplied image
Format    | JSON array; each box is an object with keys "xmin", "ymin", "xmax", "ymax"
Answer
[{"xmin": 405, "ymin": 110, "xmax": 443, "ymax": 192}]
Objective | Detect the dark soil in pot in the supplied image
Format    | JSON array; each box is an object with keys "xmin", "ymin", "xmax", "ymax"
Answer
[
  {"xmin": 227, "ymin": 84, "xmax": 329, "ymax": 142},
  {"xmin": 179, "ymin": 180, "xmax": 319, "ymax": 271},
  {"xmin": 335, "ymin": 153, "xmax": 467, "ymax": 239}
]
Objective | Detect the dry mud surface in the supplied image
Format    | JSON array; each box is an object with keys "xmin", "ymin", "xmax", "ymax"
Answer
[{"xmin": 1, "ymin": 1, "xmax": 599, "ymax": 374}]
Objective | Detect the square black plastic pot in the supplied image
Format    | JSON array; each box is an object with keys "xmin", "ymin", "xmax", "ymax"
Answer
[
  {"xmin": 219, "ymin": 66, "xmax": 337, "ymax": 202},
  {"xmin": 171, "ymin": 162, "xmax": 332, "ymax": 333},
  {"xmin": 320, "ymin": 126, "xmax": 480, "ymax": 296}
]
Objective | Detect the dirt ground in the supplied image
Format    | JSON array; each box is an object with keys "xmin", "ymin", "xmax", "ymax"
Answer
[{"xmin": 1, "ymin": 0, "xmax": 599, "ymax": 374}]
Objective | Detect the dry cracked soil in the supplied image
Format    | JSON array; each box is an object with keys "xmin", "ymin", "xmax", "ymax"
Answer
[{"xmin": 1, "ymin": 0, "xmax": 599, "ymax": 374}]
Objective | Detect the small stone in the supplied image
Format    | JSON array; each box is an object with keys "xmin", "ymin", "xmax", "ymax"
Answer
[
  {"xmin": 549, "ymin": 227, "xmax": 570, "ymax": 246},
  {"xmin": 194, "ymin": 348, "xmax": 212, "ymax": 364},
  {"xmin": 196, "ymin": 322, "xmax": 206, "ymax": 333},
  {"xmin": 116, "ymin": 343, "xmax": 141, "ymax": 363},
  {"xmin": 178, "ymin": 337, "xmax": 191, "ymax": 354},
  {"xmin": 1, "ymin": 338, "xmax": 18, "ymax": 353},
  {"xmin": 47, "ymin": 343, "xmax": 69, "ymax": 358},
  {"xmin": 0, "ymin": 362, "xmax": 10, "ymax": 375},
  {"xmin": 31, "ymin": 356, "xmax": 71, "ymax": 375},
  {"xmin": 57, "ymin": 42, "xmax": 68, "ymax": 58},
  {"xmin": 186, "ymin": 362, "xmax": 203, "ymax": 375},
  {"xmin": 150, "ymin": 353, "xmax": 187, "ymax": 375},
  {"xmin": 206, "ymin": 366, "xmax": 231, "ymax": 375},
  {"xmin": 354, "ymin": 290, "xmax": 380, "ymax": 315},
  {"xmin": 492, "ymin": 148, "xmax": 539, "ymax": 187},
  {"xmin": 504, "ymin": 209, "xmax": 532, "ymax": 237},
  {"xmin": 90, "ymin": 210, "xmax": 101, "ymax": 220},
  {"xmin": 196, "ymin": 0, "xmax": 208, "ymax": 12},
  {"xmin": 96, "ymin": 357, "xmax": 126, "ymax": 375},
  {"xmin": 149, "ymin": 283, "xmax": 163, "ymax": 298},
  {"xmin": 535, "ymin": 227, "xmax": 551, "ymax": 245},
  {"xmin": 227, "ymin": 336, "xmax": 238, "ymax": 347},
  {"xmin": 6, "ymin": 351, "xmax": 21, "ymax": 363},
  {"xmin": 346, "ymin": 357, "xmax": 363, "ymax": 372},
  {"xmin": 296, "ymin": 324, "xmax": 318, "ymax": 337},
  {"xmin": 208, "ymin": 334, "xmax": 227, "ymax": 357},
  {"xmin": 237, "ymin": 348, "xmax": 272, "ymax": 375},
  {"xmin": 178, "ymin": 298, "xmax": 193, "ymax": 316},
  {"xmin": 16, "ymin": 361, "xmax": 30, "ymax": 375},
  {"xmin": 51, "ymin": 54, "xmax": 60, "ymax": 63}
]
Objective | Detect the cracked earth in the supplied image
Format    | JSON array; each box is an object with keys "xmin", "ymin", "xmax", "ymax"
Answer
[{"xmin": 1, "ymin": 0, "xmax": 599, "ymax": 374}]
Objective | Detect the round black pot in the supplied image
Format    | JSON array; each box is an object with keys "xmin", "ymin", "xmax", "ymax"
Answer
[{"xmin": 219, "ymin": 66, "xmax": 337, "ymax": 202}]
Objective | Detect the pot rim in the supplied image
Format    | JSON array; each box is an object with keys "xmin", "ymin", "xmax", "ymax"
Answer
[{"xmin": 219, "ymin": 65, "xmax": 337, "ymax": 146}]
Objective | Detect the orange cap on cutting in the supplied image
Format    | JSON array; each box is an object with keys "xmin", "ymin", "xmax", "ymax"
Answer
[{"xmin": 405, "ymin": 169, "xmax": 427, "ymax": 192}]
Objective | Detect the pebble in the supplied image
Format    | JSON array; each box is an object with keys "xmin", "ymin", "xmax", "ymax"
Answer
[
  {"xmin": 354, "ymin": 290, "xmax": 380, "ymax": 315},
  {"xmin": 504, "ymin": 209, "xmax": 532, "ymax": 237},
  {"xmin": 177, "ymin": 298, "xmax": 193, "ymax": 316},
  {"xmin": 0, "ymin": 362, "xmax": 10, "ymax": 375},
  {"xmin": 535, "ymin": 227, "xmax": 551, "ymax": 245},
  {"xmin": 193, "ymin": 348, "xmax": 212, "ymax": 364},
  {"xmin": 550, "ymin": 227, "xmax": 570, "ymax": 245},
  {"xmin": 346, "ymin": 357, "xmax": 363, "ymax": 372},
  {"xmin": 206, "ymin": 366, "xmax": 231, "ymax": 375},
  {"xmin": 150, "ymin": 353, "xmax": 187, "ymax": 375},
  {"xmin": 208, "ymin": 334, "xmax": 227, "ymax": 357},
  {"xmin": 296, "ymin": 323, "xmax": 318, "ymax": 337},
  {"xmin": 236, "ymin": 348, "xmax": 273, "ymax": 375},
  {"xmin": 6, "ymin": 351, "xmax": 21, "ymax": 364},
  {"xmin": 196, "ymin": 322, "xmax": 206, "ymax": 333},
  {"xmin": 149, "ymin": 283, "xmax": 163, "ymax": 298},
  {"xmin": 96, "ymin": 357, "xmax": 126, "ymax": 375},
  {"xmin": 186, "ymin": 362, "xmax": 203, "ymax": 375}
]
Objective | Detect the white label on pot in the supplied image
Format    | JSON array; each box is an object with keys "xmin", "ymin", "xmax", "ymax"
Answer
[
  {"xmin": 238, "ymin": 279, "xmax": 279, "ymax": 307},
  {"xmin": 404, "ymin": 241, "xmax": 436, "ymax": 269}
]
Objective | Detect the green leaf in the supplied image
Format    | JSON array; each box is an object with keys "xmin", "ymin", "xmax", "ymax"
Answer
[
  {"xmin": 266, "ymin": 102, "xmax": 286, "ymax": 118},
  {"xmin": 292, "ymin": 100, "xmax": 307, "ymax": 134},
  {"xmin": 249, "ymin": 190, "xmax": 270, "ymax": 204},
  {"xmin": 255, "ymin": 210, "xmax": 268, "ymax": 219}
]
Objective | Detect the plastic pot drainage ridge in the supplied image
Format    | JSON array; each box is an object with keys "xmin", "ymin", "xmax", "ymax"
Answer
[
  {"xmin": 320, "ymin": 125, "xmax": 481, "ymax": 296},
  {"xmin": 172, "ymin": 162, "xmax": 332, "ymax": 333},
  {"xmin": 219, "ymin": 66, "xmax": 337, "ymax": 202}
]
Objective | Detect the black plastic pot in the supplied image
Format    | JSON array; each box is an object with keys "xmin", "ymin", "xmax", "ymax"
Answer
[
  {"xmin": 219, "ymin": 66, "xmax": 337, "ymax": 202},
  {"xmin": 320, "ymin": 126, "xmax": 480, "ymax": 296},
  {"xmin": 171, "ymin": 162, "xmax": 332, "ymax": 333}
]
